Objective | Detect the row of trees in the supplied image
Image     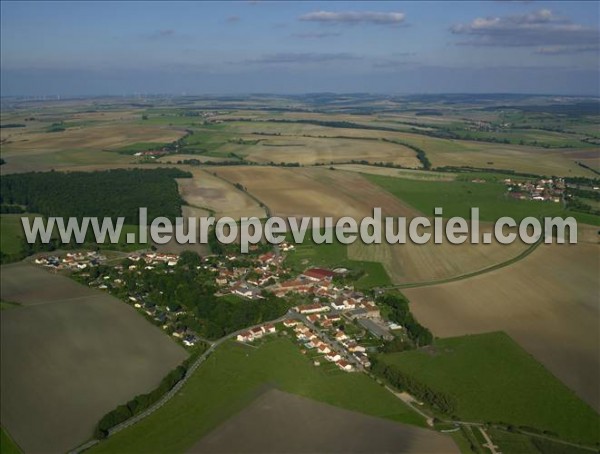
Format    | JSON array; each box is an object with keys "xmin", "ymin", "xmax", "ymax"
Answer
[
  {"xmin": 370, "ymin": 356, "xmax": 456, "ymax": 414},
  {"xmin": 95, "ymin": 350, "xmax": 202, "ymax": 438},
  {"xmin": 1, "ymin": 168, "xmax": 191, "ymax": 224}
]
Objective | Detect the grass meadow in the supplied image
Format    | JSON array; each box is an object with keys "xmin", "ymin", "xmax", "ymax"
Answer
[
  {"xmin": 377, "ymin": 332, "xmax": 600, "ymax": 445},
  {"xmin": 90, "ymin": 338, "xmax": 426, "ymax": 453}
]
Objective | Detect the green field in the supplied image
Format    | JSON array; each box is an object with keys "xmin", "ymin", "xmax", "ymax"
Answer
[
  {"xmin": 285, "ymin": 233, "xmax": 392, "ymax": 289},
  {"xmin": 0, "ymin": 300, "xmax": 21, "ymax": 310},
  {"xmin": 377, "ymin": 332, "xmax": 600, "ymax": 445},
  {"xmin": 90, "ymin": 338, "xmax": 425, "ymax": 453},
  {"xmin": 0, "ymin": 213, "xmax": 143, "ymax": 258},
  {"xmin": 0, "ymin": 427, "xmax": 22, "ymax": 454},
  {"xmin": 364, "ymin": 173, "xmax": 600, "ymax": 225},
  {"xmin": 0, "ymin": 214, "xmax": 29, "ymax": 255}
]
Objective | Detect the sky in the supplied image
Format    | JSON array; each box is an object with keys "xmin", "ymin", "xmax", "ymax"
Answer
[{"xmin": 1, "ymin": 1, "xmax": 599, "ymax": 96}]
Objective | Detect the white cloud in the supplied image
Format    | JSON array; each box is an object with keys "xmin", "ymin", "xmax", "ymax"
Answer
[
  {"xmin": 299, "ymin": 11, "xmax": 405, "ymax": 26},
  {"xmin": 451, "ymin": 9, "xmax": 599, "ymax": 48}
]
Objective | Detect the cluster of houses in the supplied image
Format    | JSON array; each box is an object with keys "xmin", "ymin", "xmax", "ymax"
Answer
[
  {"xmin": 212, "ymin": 250, "xmax": 290, "ymax": 299},
  {"xmin": 34, "ymin": 251, "xmax": 106, "ymax": 270},
  {"xmin": 236, "ymin": 323, "xmax": 277, "ymax": 343},
  {"xmin": 127, "ymin": 252, "xmax": 179, "ymax": 267},
  {"xmin": 505, "ymin": 178, "xmax": 564, "ymax": 203},
  {"xmin": 284, "ymin": 319, "xmax": 356, "ymax": 372}
]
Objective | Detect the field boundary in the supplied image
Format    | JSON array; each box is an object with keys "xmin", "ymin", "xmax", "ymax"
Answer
[
  {"xmin": 387, "ymin": 236, "xmax": 543, "ymax": 290},
  {"xmin": 70, "ymin": 314, "xmax": 290, "ymax": 454}
]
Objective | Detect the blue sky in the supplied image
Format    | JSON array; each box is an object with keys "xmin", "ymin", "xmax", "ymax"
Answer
[{"xmin": 1, "ymin": 1, "xmax": 598, "ymax": 96}]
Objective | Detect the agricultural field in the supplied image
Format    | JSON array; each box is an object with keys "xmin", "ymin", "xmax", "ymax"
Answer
[
  {"xmin": 403, "ymin": 241, "xmax": 600, "ymax": 412},
  {"xmin": 89, "ymin": 338, "xmax": 453, "ymax": 453},
  {"xmin": 1, "ymin": 121, "xmax": 185, "ymax": 173},
  {"xmin": 377, "ymin": 332, "xmax": 599, "ymax": 445},
  {"xmin": 347, "ymin": 226, "xmax": 530, "ymax": 285},
  {"xmin": 0, "ymin": 263, "xmax": 188, "ymax": 453},
  {"xmin": 331, "ymin": 164, "xmax": 458, "ymax": 181},
  {"xmin": 1, "ymin": 94, "xmax": 598, "ymax": 453},
  {"xmin": 189, "ymin": 389, "xmax": 458, "ymax": 454},
  {"xmin": 364, "ymin": 173, "xmax": 600, "ymax": 224},
  {"xmin": 176, "ymin": 168, "xmax": 266, "ymax": 220},
  {"xmin": 236, "ymin": 135, "xmax": 421, "ymax": 167},
  {"xmin": 0, "ymin": 214, "xmax": 32, "ymax": 256},
  {"xmin": 0, "ymin": 427, "xmax": 21, "ymax": 454},
  {"xmin": 212, "ymin": 166, "xmax": 420, "ymax": 220},
  {"xmin": 209, "ymin": 117, "xmax": 599, "ymax": 177}
]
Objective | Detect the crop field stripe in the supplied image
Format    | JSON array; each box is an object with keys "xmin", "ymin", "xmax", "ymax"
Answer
[{"xmin": 390, "ymin": 236, "xmax": 543, "ymax": 289}]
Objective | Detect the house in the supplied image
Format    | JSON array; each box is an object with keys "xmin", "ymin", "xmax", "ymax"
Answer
[
  {"xmin": 306, "ymin": 314, "xmax": 320, "ymax": 324},
  {"xmin": 283, "ymin": 319, "xmax": 298, "ymax": 328},
  {"xmin": 331, "ymin": 298, "xmax": 347, "ymax": 311},
  {"xmin": 317, "ymin": 343, "xmax": 331, "ymax": 354},
  {"xmin": 262, "ymin": 323, "xmax": 276, "ymax": 334},
  {"xmin": 363, "ymin": 303, "xmax": 380, "ymax": 318},
  {"xmin": 346, "ymin": 342, "xmax": 366, "ymax": 353},
  {"xmin": 250, "ymin": 327, "xmax": 264, "ymax": 339},
  {"xmin": 237, "ymin": 331, "xmax": 253, "ymax": 342},
  {"xmin": 325, "ymin": 352, "xmax": 342, "ymax": 362},
  {"xmin": 183, "ymin": 334, "xmax": 199, "ymax": 347},
  {"xmin": 336, "ymin": 360, "xmax": 353, "ymax": 372},
  {"xmin": 335, "ymin": 331, "xmax": 348, "ymax": 341},
  {"xmin": 353, "ymin": 352, "xmax": 371, "ymax": 367},
  {"xmin": 258, "ymin": 252, "xmax": 275, "ymax": 265},
  {"xmin": 296, "ymin": 304, "xmax": 329, "ymax": 315},
  {"xmin": 303, "ymin": 268, "xmax": 335, "ymax": 282}
]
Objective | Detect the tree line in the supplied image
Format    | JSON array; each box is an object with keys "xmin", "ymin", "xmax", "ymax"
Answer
[
  {"xmin": 0, "ymin": 168, "xmax": 191, "ymax": 224},
  {"xmin": 370, "ymin": 355, "xmax": 456, "ymax": 415},
  {"xmin": 94, "ymin": 347, "xmax": 204, "ymax": 438}
]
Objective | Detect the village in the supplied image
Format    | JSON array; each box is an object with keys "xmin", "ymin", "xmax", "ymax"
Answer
[
  {"xmin": 31, "ymin": 244, "xmax": 397, "ymax": 371},
  {"xmin": 504, "ymin": 177, "xmax": 565, "ymax": 203}
]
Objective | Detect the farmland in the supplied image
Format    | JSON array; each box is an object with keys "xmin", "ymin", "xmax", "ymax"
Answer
[
  {"xmin": 0, "ymin": 263, "xmax": 188, "ymax": 453},
  {"xmin": 212, "ymin": 166, "xmax": 420, "ymax": 219},
  {"xmin": 403, "ymin": 242, "xmax": 600, "ymax": 412},
  {"xmin": 376, "ymin": 332, "xmax": 599, "ymax": 445},
  {"xmin": 89, "ymin": 338, "xmax": 453, "ymax": 453},
  {"xmin": 347, "ymin": 227, "xmax": 529, "ymax": 285},
  {"xmin": 176, "ymin": 168, "xmax": 266, "ymax": 220},
  {"xmin": 0, "ymin": 214, "xmax": 32, "ymax": 256},
  {"xmin": 1, "ymin": 93, "xmax": 598, "ymax": 453},
  {"xmin": 364, "ymin": 173, "xmax": 600, "ymax": 225},
  {"xmin": 189, "ymin": 389, "xmax": 458, "ymax": 454}
]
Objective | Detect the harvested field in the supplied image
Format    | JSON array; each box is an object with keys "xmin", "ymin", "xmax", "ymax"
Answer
[
  {"xmin": 403, "ymin": 242, "xmax": 600, "ymax": 411},
  {"xmin": 177, "ymin": 169, "xmax": 266, "ymax": 220},
  {"xmin": 223, "ymin": 121, "xmax": 598, "ymax": 177},
  {"xmin": 0, "ymin": 263, "xmax": 188, "ymax": 453},
  {"xmin": 189, "ymin": 389, "xmax": 459, "ymax": 454},
  {"xmin": 238, "ymin": 136, "xmax": 421, "ymax": 167},
  {"xmin": 348, "ymin": 225, "xmax": 529, "ymax": 284},
  {"xmin": 213, "ymin": 166, "xmax": 420, "ymax": 220},
  {"xmin": 151, "ymin": 205, "xmax": 212, "ymax": 256},
  {"xmin": 0, "ymin": 124, "xmax": 185, "ymax": 173},
  {"xmin": 332, "ymin": 164, "xmax": 457, "ymax": 181},
  {"xmin": 1, "ymin": 124, "xmax": 182, "ymax": 153}
]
